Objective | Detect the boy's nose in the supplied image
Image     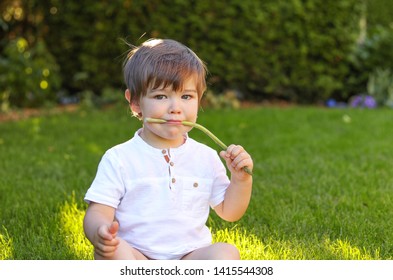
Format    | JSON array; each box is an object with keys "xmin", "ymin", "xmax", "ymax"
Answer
[{"xmin": 169, "ymin": 98, "xmax": 181, "ymax": 114}]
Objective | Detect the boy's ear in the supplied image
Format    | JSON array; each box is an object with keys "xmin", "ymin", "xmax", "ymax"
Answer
[
  {"xmin": 125, "ymin": 89, "xmax": 142, "ymax": 118},
  {"xmin": 125, "ymin": 89, "xmax": 132, "ymax": 104}
]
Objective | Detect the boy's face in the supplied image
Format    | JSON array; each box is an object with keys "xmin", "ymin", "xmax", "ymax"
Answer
[{"xmin": 132, "ymin": 77, "xmax": 199, "ymax": 148}]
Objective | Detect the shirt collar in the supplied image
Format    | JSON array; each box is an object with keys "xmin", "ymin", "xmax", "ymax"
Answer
[{"xmin": 133, "ymin": 128, "xmax": 189, "ymax": 156}]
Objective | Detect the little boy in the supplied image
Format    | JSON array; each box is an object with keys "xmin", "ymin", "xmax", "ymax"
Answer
[{"xmin": 83, "ymin": 38, "xmax": 253, "ymax": 260}]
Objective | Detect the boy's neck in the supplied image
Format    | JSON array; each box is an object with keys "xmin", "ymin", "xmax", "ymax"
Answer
[{"xmin": 139, "ymin": 128, "xmax": 186, "ymax": 149}]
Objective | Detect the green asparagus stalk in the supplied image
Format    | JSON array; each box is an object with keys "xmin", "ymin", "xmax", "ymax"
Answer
[{"xmin": 145, "ymin": 117, "xmax": 253, "ymax": 175}]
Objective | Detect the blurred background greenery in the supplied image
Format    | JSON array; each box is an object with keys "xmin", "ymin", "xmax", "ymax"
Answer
[{"xmin": 1, "ymin": 0, "xmax": 393, "ymax": 111}]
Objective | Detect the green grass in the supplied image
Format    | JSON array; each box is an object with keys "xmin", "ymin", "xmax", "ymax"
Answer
[{"xmin": 1, "ymin": 106, "xmax": 392, "ymax": 260}]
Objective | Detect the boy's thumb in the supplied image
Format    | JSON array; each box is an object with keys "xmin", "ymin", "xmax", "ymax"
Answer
[{"xmin": 108, "ymin": 220, "xmax": 119, "ymax": 235}]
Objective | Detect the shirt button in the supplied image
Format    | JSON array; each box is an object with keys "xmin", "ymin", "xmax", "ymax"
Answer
[
  {"xmin": 170, "ymin": 162, "xmax": 174, "ymax": 166},
  {"xmin": 193, "ymin": 182, "xmax": 198, "ymax": 188},
  {"xmin": 162, "ymin": 150, "xmax": 167, "ymax": 154},
  {"xmin": 172, "ymin": 178, "xmax": 176, "ymax": 183}
]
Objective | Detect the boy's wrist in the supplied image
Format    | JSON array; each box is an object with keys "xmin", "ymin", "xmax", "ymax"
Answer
[{"xmin": 230, "ymin": 174, "xmax": 253, "ymax": 186}]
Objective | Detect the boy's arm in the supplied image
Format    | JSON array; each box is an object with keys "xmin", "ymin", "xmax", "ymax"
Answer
[
  {"xmin": 214, "ymin": 145, "xmax": 253, "ymax": 222},
  {"xmin": 83, "ymin": 202, "xmax": 120, "ymax": 257}
]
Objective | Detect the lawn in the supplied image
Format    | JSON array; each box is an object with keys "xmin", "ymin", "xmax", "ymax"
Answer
[{"xmin": 0, "ymin": 105, "xmax": 392, "ymax": 260}]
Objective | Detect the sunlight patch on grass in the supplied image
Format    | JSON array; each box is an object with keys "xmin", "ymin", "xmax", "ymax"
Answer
[
  {"xmin": 212, "ymin": 227, "xmax": 381, "ymax": 260},
  {"xmin": 212, "ymin": 227, "xmax": 298, "ymax": 260},
  {"xmin": 0, "ymin": 226, "xmax": 14, "ymax": 260},
  {"xmin": 58, "ymin": 194, "xmax": 93, "ymax": 260},
  {"xmin": 323, "ymin": 238, "xmax": 380, "ymax": 260}
]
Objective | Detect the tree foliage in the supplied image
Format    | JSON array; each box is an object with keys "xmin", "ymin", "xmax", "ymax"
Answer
[{"xmin": 2, "ymin": 0, "xmax": 391, "ymax": 108}]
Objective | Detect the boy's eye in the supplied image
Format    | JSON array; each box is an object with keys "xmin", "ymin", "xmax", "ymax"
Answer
[
  {"xmin": 182, "ymin": 94, "xmax": 193, "ymax": 100},
  {"xmin": 154, "ymin": 95, "xmax": 167, "ymax": 100}
]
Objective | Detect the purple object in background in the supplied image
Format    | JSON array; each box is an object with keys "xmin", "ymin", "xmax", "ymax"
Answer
[{"xmin": 349, "ymin": 95, "xmax": 377, "ymax": 108}]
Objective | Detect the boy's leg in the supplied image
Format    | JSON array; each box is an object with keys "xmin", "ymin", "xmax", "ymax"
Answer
[
  {"xmin": 94, "ymin": 238, "xmax": 148, "ymax": 260},
  {"xmin": 181, "ymin": 242, "xmax": 240, "ymax": 260}
]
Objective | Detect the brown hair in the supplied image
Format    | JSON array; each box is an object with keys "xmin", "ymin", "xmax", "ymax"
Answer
[{"xmin": 123, "ymin": 39, "xmax": 207, "ymax": 105}]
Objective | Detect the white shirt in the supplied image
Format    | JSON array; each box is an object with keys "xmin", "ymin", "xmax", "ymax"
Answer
[{"xmin": 84, "ymin": 129, "xmax": 230, "ymax": 259}]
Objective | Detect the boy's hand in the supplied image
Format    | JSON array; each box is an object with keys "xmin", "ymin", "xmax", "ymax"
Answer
[
  {"xmin": 220, "ymin": 144, "xmax": 253, "ymax": 180},
  {"xmin": 94, "ymin": 221, "xmax": 120, "ymax": 258}
]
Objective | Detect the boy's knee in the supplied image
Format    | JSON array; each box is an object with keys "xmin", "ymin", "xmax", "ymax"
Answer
[
  {"xmin": 216, "ymin": 243, "xmax": 240, "ymax": 260},
  {"xmin": 226, "ymin": 244, "xmax": 240, "ymax": 260}
]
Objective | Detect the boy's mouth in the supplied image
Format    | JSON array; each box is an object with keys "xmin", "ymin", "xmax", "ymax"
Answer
[{"xmin": 165, "ymin": 120, "xmax": 182, "ymax": 125}]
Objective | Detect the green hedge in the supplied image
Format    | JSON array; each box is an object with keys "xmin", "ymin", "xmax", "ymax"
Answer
[
  {"xmin": 347, "ymin": 26, "xmax": 393, "ymax": 97},
  {"xmin": 367, "ymin": 0, "xmax": 393, "ymax": 29},
  {"xmin": 0, "ymin": 0, "xmax": 375, "ymax": 108},
  {"xmin": 0, "ymin": 37, "xmax": 61, "ymax": 109}
]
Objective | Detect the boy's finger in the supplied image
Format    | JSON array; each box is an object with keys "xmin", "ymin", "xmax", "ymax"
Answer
[{"xmin": 109, "ymin": 221, "xmax": 119, "ymax": 235}]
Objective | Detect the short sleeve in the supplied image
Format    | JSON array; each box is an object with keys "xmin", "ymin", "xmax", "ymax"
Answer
[{"xmin": 84, "ymin": 151, "xmax": 126, "ymax": 208}]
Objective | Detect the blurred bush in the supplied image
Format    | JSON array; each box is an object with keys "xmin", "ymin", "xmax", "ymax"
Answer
[
  {"xmin": 41, "ymin": 0, "xmax": 362, "ymax": 104},
  {"xmin": 0, "ymin": 37, "xmax": 61, "ymax": 111},
  {"xmin": 2, "ymin": 0, "xmax": 392, "ymax": 108},
  {"xmin": 202, "ymin": 90, "xmax": 241, "ymax": 110},
  {"xmin": 367, "ymin": 68, "xmax": 393, "ymax": 108},
  {"xmin": 347, "ymin": 26, "xmax": 393, "ymax": 100}
]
